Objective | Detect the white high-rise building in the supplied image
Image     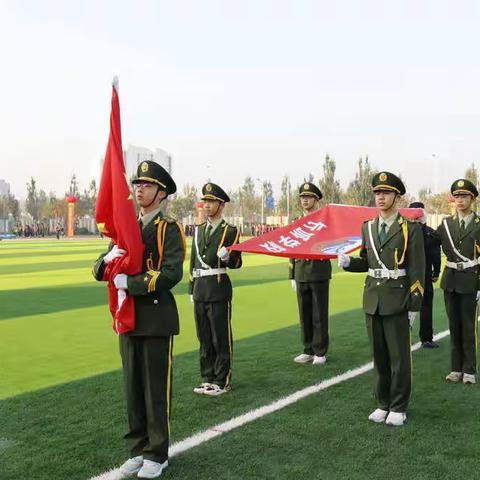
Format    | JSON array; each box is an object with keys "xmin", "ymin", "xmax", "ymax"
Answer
[
  {"xmin": 124, "ymin": 145, "xmax": 173, "ymax": 179},
  {"xmin": 0, "ymin": 179, "xmax": 10, "ymax": 197}
]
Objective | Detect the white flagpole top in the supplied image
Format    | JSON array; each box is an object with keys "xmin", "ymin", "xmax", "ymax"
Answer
[{"xmin": 112, "ymin": 76, "xmax": 119, "ymax": 90}]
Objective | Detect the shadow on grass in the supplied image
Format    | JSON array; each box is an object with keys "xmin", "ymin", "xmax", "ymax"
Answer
[
  {"xmin": 0, "ymin": 260, "xmax": 97, "ymax": 276},
  {"xmin": 0, "ymin": 247, "xmax": 106, "ymax": 260},
  {"xmin": 0, "ymin": 264, "xmax": 288, "ymax": 321},
  {"xmin": 0, "ymin": 295, "xmax": 453, "ymax": 480},
  {"xmin": 0, "ymin": 307, "xmax": 371, "ymax": 480}
]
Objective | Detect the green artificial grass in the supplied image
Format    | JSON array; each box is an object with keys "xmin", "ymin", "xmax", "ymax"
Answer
[{"xmin": 0, "ymin": 238, "xmax": 478, "ymax": 480}]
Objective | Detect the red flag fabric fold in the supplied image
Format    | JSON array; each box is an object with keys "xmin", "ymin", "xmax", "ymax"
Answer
[
  {"xmin": 230, "ymin": 204, "xmax": 423, "ymax": 259},
  {"xmin": 95, "ymin": 79, "xmax": 144, "ymax": 334}
]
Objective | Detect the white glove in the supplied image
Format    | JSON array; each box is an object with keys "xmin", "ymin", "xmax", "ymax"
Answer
[
  {"xmin": 114, "ymin": 273, "xmax": 128, "ymax": 290},
  {"xmin": 408, "ymin": 311, "xmax": 417, "ymax": 328},
  {"xmin": 476, "ymin": 291, "xmax": 480, "ymax": 302},
  {"xmin": 337, "ymin": 253, "xmax": 351, "ymax": 269},
  {"xmin": 217, "ymin": 246, "xmax": 230, "ymax": 262},
  {"xmin": 104, "ymin": 245, "xmax": 126, "ymax": 264},
  {"xmin": 291, "ymin": 280, "xmax": 297, "ymax": 291},
  {"xmin": 190, "ymin": 295, "xmax": 194, "ymax": 304},
  {"xmin": 117, "ymin": 289, "xmax": 127, "ymax": 311}
]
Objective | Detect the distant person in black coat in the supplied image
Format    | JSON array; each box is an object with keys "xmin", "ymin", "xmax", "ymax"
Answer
[{"xmin": 409, "ymin": 202, "xmax": 442, "ymax": 348}]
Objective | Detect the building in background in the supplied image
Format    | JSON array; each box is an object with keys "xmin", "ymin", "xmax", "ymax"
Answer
[
  {"xmin": 123, "ymin": 145, "xmax": 173, "ymax": 179},
  {"xmin": 0, "ymin": 179, "xmax": 11, "ymax": 196}
]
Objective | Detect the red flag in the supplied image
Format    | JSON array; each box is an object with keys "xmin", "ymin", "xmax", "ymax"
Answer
[
  {"xmin": 230, "ymin": 204, "xmax": 423, "ymax": 259},
  {"xmin": 95, "ymin": 78, "xmax": 144, "ymax": 334}
]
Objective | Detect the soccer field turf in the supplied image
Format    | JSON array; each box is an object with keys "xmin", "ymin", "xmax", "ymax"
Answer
[{"xmin": 0, "ymin": 239, "xmax": 479, "ymax": 480}]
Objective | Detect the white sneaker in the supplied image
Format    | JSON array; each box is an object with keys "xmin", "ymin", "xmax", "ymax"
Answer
[
  {"xmin": 368, "ymin": 408, "xmax": 388, "ymax": 423},
  {"xmin": 294, "ymin": 353, "xmax": 314, "ymax": 364},
  {"xmin": 385, "ymin": 411, "xmax": 406, "ymax": 426},
  {"xmin": 119, "ymin": 456, "xmax": 143, "ymax": 476},
  {"xmin": 445, "ymin": 371, "xmax": 463, "ymax": 382},
  {"xmin": 312, "ymin": 355, "xmax": 327, "ymax": 365},
  {"xmin": 463, "ymin": 373, "xmax": 476, "ymax": 384},
  {"xmin": 193, "ymin": 382, "xmax": 212, "ymax": 394},
  {"xmin": 203, "ymin": 384, "xmax": 231, "ymax": 396},
  {"xmin": 137, "ymin": 459, "xmax": 168, "ymax": 479}
]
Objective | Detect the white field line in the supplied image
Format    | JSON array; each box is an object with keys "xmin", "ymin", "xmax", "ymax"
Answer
[{"xmin": 89, "ymin": 329, "xmax": 452, "ymax": 480}]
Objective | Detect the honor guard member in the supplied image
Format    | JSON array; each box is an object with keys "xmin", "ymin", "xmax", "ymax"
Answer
[
  {"xmin": 189, "ymin": 183, "xmax": 242, "ymax": 396},
  {"xmin": 436, "ymin": 179, "xmax": 480, "ymax": 385},
  {"xmin": 338, "ymin": 172, "xmax": 425, "ymax": 427},
  {"xmin": 409, "ymin": 202, "xmax": 442, "ymax": 348},
  {"xmin": 93, "ymin": 161, "xmax": 186, "ymax": 479},
  {"xmin": 289, "ymin": 182, "xmax": 332, "ymax": 365}
]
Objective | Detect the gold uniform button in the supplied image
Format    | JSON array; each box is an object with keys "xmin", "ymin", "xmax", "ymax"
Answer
[
  {"xmin": 376, "ymin": 282, "xmax": 381, "ymax": 286},
  {"xmin": 154, "ymin": 299, "xmax": 158, "ymax": 304}
]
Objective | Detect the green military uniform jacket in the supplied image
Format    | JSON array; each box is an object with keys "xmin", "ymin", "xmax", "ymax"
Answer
[
  {"xmin": 437, "ymin": 214, "xmax": 480, "ymax": 294},
  {"xmin": 93, "ymin": 212, "xmax": 185, "ymax": 336},
  {"xmin": 189, "ymin": 220, "xmax": 242, "ymax": 302},
  {"xmin": 288, "ymin": 258, "xmax": 332, "ymax": 282},
  {"xmin": 344, "ymin": 214, "xmax": 425, "ymax": 315}
]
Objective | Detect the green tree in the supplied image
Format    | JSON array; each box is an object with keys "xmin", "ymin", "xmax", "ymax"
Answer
[
  {"xmin": 41, "ymin": 192, "xmax": 67, "ymax": 220},
  {"xmin": 66, "ymin": 173, "xmax": 80, "ymax": 198},
  {"xmin": 418, "ymin": 187, "xmax": 432, "ymax": 207},
  {"xmin": 464, "ymin": 163, "xmax": 478, "ymax": 189},
  {"xmin": 79, "ymin": 178, "xmax": 98, "ymax": 217},
  {"xmin": 427, "ymin": 192, "xmax": 451, "ymax": 214},
  {"xmin": 343, "ymin": 156, "xmax": 376, "ymax": 206},
  {"xmin": 26, "ymin": 177, "xmax": 41, "ymax": 220},
  {"xmin": 223, "ymin": 189, "xmax": 241, "ymax": 221},
  {"xmin": 6, "ymin": 192, "xmax": 20, "ymax": 219},
  {"xmin": 239, "ymin": 176, "xmax": 257, "ymax": 223},
  {"xmin": 304, "ymin": 173, "xmax": 314, "ymax": 183},
  {"xmin": 319, "ymin": 154, "xmax": 342, "ymax": 204},
  {"xmin": 167, "ymin": 184, "xmax": 198, "ymax": 221},
  {"xmin": 277, "ymin": 175, "xmax": 292, "ymax": 220}
]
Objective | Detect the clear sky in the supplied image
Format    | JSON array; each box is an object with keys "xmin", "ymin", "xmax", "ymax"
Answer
[{"xmin": 1, "ymin": 0, "xmax": 480, "ymax": 199}]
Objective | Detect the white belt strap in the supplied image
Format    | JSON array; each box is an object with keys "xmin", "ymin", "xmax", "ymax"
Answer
[
  {"xmin": 194, "ymin": 226, "xmax": 210, "ymax": 270},
  {"xmin": 443, "ymin": 219, "xmax": 472, "ymax": 263},
  {"xmin": 192, "ymin": 268, "xmax": 227, "ymax": 278},
  {"xmin": 368, "ymin": 220, "xmax": 391, "ymax": 272},
  {"xmin": 368, "ymin": 268, "xmax": 407, "ymax": 279},
  {"xmin": 445, "ymin": 260, "xmax": 478, "ymax": 270}
]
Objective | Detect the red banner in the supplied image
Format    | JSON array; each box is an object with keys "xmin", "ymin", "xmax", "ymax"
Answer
[
  {"xmin": 230, "ymin": 204, "xmax": 423, "ymax": 259},
  {"xmin": 95, "ymin": 79, "xmax": 144, "ymax": 334}
]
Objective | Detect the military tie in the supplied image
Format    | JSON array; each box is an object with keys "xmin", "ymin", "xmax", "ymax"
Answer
[
  {"xmin": 205, "ymin": 223, "xmax": 213, "ymax": 241},
  {"xmin": 379, "ymin": 222, "xmax": 387, "ymax": 244},
  {"xmin": 459, "ymin": 219, "xmax": 466, "ymax": 236}
]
